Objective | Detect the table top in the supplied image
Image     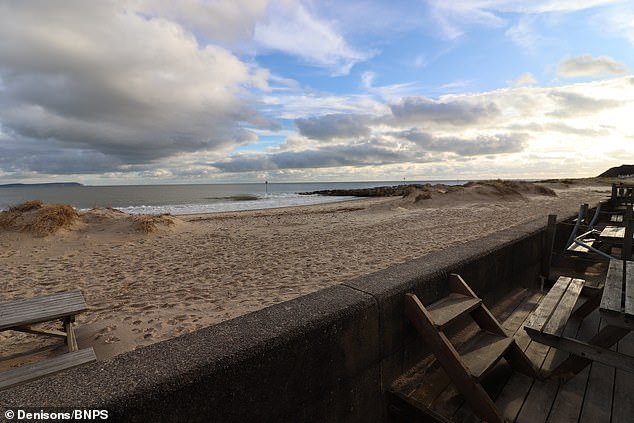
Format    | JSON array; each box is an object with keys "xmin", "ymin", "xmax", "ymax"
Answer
[
  {"xmin": 600, "ymin": 226, "xmax": 627, "ymax": 239},
  {"xmin": 600, "ymin": 259, "xmax": 634, "ymax": 329}
]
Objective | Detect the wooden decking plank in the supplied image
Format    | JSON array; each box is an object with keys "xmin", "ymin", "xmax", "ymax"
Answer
[
  {"xmin": 545, "ymin": 309, "xmax": 599, "ymax": 423},
  {"xmin": 525, "ymin": 277, "xmax": 571, "ymax": 332},
  {"xmin": 0, "ymin": 347, "xmax": 96, "ymax": 390},
  {"xmin": 489, "ymin": 292, "xmax": 545, "ymax": 422},
  {"xmin": 612, "ymin": 331, "xmax": 634, "ymax": 423},
  {"xmin": 542, "ymin": 278, "xmax": 584, "ymax": 337},
  {"xmin": 515, "ymin": 305, "xmax": 585, "ymax": 423},
  {"xmin": 407, "ymin": 364, "xmax": 453, "ymax": 407},
  {"xmin": 451, "ymin": 361, "xmax": 513, "ymax": 423},
  {"xmin": 578, "ymin": 319, "xmax": 615, "ymax": 423},
  {"xmin": 600, "ymin": 260, "xmax": 624, "ymax": 314},
  {"xmin": 426, "ymin": 293, "xmax": 481, "ymax": 329},
  {"xmin": 387, "ymin": 389, "xmax": 453, "ymax": 423},
  {"xmin": 546, "ymin": 366, "xmax": 591, "ymax": 422},
  {"xmin": 513, "ymin": 367, "xmax": 558, "ymax": 423}
]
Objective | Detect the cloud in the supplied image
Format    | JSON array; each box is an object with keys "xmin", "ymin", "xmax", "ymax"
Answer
[
  {"xmin": 254, "ymin": 3, "xmax": 372, "ymax": 75},
  {"xmin": 389, "ymin": 96, "xmax": 500, "ymax": 126},
  {"xmin": 0, "ymin": 1, "xmax": 271, "ymax": 170},
  {"xmin": 508, "ymin": 72, "xmax": 537, "ymax": 87},
  {"xmin": 397, "ymin": 130, "xmax": 528, "ymax": 156},
  {"xmin": 425, "ymin": 1, "xmax": 622, "ymax": 39},
  {"xmin": 295, "ymin": 114, "xmax": 372, "ymax": 141},
  {"xmin": 135, "ymin": 0, "xmax": 271, "ymax": 44},
  {"xmin": 361, "ymin": 71, "xmax": 376, "ymax": 89},
  {"xmin": 211, "ymin": 140, "xmax": 431, "ymax": 172},
  {"xmin": 505, "ymin": 15, "xmax": 542, "ymax": 52},
  {"xmin": 547, "ymin": 90, "xmax": 625, "ymax": 116},
  {"xmin": 557, "ymin": 54, "xmax": 629, "ymax": 77},
  {"xmin": 212, "ymin": 76, "xmax": 634, "ymax": 176}
]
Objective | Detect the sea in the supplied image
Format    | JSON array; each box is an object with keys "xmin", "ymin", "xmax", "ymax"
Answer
[{"xmin": 0, "ymin": 181, "xmax": 467, "ymax": 215}]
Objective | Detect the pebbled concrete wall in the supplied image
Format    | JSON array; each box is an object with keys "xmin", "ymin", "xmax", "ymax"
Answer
[{"xmin": 0, "ymin": 214, "xmax": 573, "ymax": 422}]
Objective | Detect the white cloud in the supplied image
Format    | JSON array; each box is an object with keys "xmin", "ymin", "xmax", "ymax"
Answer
[
  {"xmin": 505, "ymin": 15, "xmax": 542, "ymax": 52},
  {"xmin": 254, "ymin": 2, "xmax": 373, "ymax": 75},
  {"xmin": 213, "ymin": 76, "xmax": 634, "ymax": 176},
  {"xmin": 508, "ymin": 72, "xmax": 538, "ymax": 87},
  {"xmin": 361, "ymin": 71, "xmax": 376, "ymax": 89},
  {"xmin": 558, "ymin": 54, "xmax": 629, "ymax": 77},
  {"xmin": 425, "ymin": 0, "xmax": 623, "ymax": 39}
]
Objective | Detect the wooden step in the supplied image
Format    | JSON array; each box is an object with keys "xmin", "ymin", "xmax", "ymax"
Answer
[
  {"xmin": 426, "ymin": 293, "xmax": 481, "ymax": 330},
  {"xmin": 460, "ymin": 332, "xmax": 514, "ymax": 381},
  {"xmin": 0, "ymin": 347, "xmax": 96, "ymax": 390}
]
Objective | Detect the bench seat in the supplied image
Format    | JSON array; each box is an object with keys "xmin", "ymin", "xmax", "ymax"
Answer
[{"xmin": 0, "ymin": 347, "xmax": 96, "ymax": 390}]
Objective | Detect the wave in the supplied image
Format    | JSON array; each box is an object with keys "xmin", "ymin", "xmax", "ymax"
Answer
[{"xmin": 113, "ymin": 193, "xmax": 358, "ymax": 215}]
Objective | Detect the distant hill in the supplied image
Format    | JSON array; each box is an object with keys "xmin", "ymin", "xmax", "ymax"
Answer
[
  {"xmin": 0, "ymin": 182, "xmax": 83, "ymax": 188},
  {"xmin": 598, "ymin": 165, "xmax": 634, "ymax": 178}
]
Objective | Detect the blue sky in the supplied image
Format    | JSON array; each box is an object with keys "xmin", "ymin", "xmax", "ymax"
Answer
[{"xmin": 0, "ymin": 0, "xmax": 633, "ymax": 184}]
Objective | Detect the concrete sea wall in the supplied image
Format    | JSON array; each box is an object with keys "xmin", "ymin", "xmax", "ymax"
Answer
[{"xmin": 0, "ymin": 214, "xmax": 574, "ymax": 422}]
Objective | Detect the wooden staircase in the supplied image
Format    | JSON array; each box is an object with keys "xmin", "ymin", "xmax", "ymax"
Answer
[{"xmin": 390, "ymin": 274, "xmax": 538, "ymax": 423}]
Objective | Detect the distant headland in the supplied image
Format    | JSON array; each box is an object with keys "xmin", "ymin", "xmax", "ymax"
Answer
[{"xmin": 0, "ymin": 182, "xmax": 83, "ymax": 188}]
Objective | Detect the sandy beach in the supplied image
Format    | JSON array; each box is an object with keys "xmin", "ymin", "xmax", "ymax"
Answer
[{"xmin": 0, "ymin": 181, "xmax": 611, "ymax": 368}]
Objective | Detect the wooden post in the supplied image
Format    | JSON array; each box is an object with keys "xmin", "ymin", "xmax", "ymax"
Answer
[
  {"xmin": 542, "ymin": 214, "xmax": 557, "ymax": 283},
  {"xmin": 612, "ymin": 183, "xmax": 617, "ymax": 203},
  {"xmin": 580, "ymin": 203, "xmax": 589, "ymax": 226},
  {"xmin": 624, "ymin": 204, "xmax": 633, "ymax": 261}
]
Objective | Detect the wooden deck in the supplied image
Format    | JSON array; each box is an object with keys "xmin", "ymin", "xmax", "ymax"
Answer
[{"xmin": 390, "ymin": 287, "xmax": 634, "ymax": 423}]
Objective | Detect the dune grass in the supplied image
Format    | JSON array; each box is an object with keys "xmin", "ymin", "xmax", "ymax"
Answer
[
  {"xmin": 0, "ymin": 200, "xmax": 79, "ymax": 236},
  {"xmin": 132, "ymin": 214, "xmax": 175, "ymax": 234}
]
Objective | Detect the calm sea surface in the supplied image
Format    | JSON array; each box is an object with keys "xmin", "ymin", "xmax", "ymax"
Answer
[{"xmin": 0, "ymin": 181, "xmax": 466, "ymax": 215}]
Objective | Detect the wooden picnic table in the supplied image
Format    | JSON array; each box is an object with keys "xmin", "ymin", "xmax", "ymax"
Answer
[
  {"xmin": 0, "ymin": 290, "xmax": 88, "ymax": 352},
  {"xmin": 0, "ymin": 290, "xmax": 96, "ymax": 390},
  {"xmin": 525, "ymin": 259, "xmax": 634, "ymax": 377}
]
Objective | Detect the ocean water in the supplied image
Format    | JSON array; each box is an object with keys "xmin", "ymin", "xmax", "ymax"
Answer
[{"xmin": 0, "ymin": 181, "xmax": 466, "ymax": 215}]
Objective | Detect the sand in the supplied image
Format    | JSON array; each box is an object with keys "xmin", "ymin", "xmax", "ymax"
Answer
[{"xmin": 0, "ymin": 181, "xmax": 611, "ymax": 368}]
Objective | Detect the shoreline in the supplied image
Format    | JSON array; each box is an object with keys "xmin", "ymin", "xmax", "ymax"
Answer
[{"xmin": 0, "ymin": 181, "xmax": 611, "ymax": 368}]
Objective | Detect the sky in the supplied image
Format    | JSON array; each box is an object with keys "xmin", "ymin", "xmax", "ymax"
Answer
[{"xmin": 0, "ymin": 0, "xmax": 633, "ymax": 184}]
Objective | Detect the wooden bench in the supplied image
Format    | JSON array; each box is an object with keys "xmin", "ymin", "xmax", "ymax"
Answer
[
  {"xmin": 525, "ymin": 262, "xmax": 634, "ymax": 378},
  {"xmin": 0, "ymin": 348, "xmax": 96, "ymax": 390},
  {"xmin": 0, "ymin": 290, "xmax": 95, "ymax": 389},
  {"xmin": 0, "ymin": 290, "xmax": 88, "ymax": 352},
  {"xmin": 524, "ymin": 276, "xmax": 586, "ymax": 341}
]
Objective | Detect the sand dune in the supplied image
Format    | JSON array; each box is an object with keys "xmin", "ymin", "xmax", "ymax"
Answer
[{"xmin": 0, "ymin": 181, "xmax": 610, "ymax": 368}]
